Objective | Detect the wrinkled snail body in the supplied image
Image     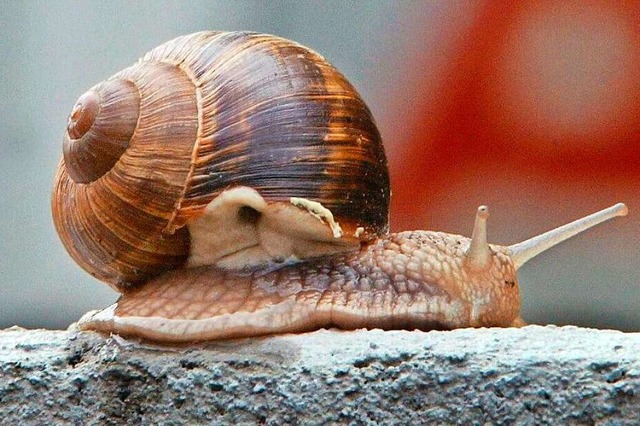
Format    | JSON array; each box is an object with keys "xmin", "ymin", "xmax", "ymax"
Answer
[{"xmin": 52, "ymin": 31, "xmax": 627, "ymax": 342}]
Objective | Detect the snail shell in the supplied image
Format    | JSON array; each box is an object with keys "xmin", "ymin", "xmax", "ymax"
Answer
[{"xmin": 52, "ymin": 31, "xmax": 389, "ymax": 289}]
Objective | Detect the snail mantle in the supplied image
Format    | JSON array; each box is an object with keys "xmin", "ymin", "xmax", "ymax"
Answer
[{"xmin": 1, "ymin": 326, "xmax": 639, "ymax": 424}]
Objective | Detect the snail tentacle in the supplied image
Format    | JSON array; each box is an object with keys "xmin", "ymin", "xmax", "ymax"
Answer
[{"xmin": 508, "ymin": 203, "xmax": 628, "ymax": 270}]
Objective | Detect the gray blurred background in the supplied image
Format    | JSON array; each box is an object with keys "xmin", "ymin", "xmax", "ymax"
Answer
[{"xmin": 1, "ymin": 1, "xmax": 638, "ymax": 331}]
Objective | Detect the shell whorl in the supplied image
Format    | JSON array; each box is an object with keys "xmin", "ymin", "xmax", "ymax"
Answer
[
  {"xmin": 52, "ymin": 31, "xmax": 390, "ymax": 289},
  {"xmin": 63, "ymin": 80, "xmax": 139, "ymax": 183}
]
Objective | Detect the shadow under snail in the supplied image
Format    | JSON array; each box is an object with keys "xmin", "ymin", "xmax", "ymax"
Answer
[{"xmin": 52, "ymin": 31, "xmax": 628, "ymax": 342}]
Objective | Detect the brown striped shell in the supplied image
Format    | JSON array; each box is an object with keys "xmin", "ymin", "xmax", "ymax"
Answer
[{"xmin": 52, "ymin": 31, "xmax": 390, "ymax": 290}]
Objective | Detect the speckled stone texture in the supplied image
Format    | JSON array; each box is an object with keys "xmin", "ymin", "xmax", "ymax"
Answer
[{"xmin": 1, "ymin": 326, "xmax": 639, "ymax": 425}]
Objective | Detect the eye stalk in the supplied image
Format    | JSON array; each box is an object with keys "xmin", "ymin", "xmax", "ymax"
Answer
[
  {"xmin": 508, "ymin": 203, "xmax": 628, "ymax": 270},
  {"xmin": 465, "ymin": 205, "xmax": 491, "ymax": 270}
]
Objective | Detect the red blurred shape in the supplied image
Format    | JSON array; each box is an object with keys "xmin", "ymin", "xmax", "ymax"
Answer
[{"xmin": 390, "ymin": 0, "xmax": 640, "ymax": 233}]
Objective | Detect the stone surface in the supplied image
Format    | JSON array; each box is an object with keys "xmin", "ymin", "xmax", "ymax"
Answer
[{"xmin": 0, "ymin": 325, "xmax": 639, "ymax": 425}]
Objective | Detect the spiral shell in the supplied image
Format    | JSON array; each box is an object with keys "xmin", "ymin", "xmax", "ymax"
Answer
[{"xmin": 52, "ymin": 31, "xmax": 390, "ymax": 289}]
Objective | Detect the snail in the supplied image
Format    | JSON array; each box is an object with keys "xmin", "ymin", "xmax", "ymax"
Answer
[{"xmin": 52, "ymin": 31, "xmax": 628, "ymax": 342}]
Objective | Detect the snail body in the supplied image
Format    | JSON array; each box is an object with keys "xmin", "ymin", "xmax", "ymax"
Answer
[
  {"xmin": 83, "ymin": 225, "xmax": 522, "ymax": 342},
  {"xmin": 54, "ymin": 31, "xmax": 627, "ymax": 342}
]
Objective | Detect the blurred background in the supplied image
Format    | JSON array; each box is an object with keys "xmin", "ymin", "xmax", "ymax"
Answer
[{"xmin": 0, "ymin": 1, "xmax": 637, "ymax": 331}]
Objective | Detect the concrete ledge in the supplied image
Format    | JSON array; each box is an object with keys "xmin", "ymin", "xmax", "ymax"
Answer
[{"xmin": 1, "ymin": 325, "xmax": 639, "ymax": 424}]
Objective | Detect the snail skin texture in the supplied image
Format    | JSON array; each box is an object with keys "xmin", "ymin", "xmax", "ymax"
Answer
[{"xmin": 52, "ymin": 31, "xmax": 628, "ymax": 342}]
